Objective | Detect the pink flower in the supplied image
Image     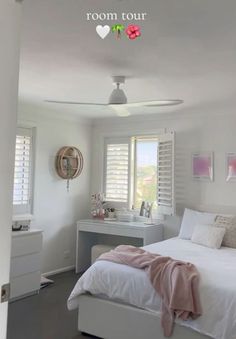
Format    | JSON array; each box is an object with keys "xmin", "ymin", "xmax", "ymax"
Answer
[{"xmin": 125, "ymin": 25, "xmax": 141, "ymax": 40}]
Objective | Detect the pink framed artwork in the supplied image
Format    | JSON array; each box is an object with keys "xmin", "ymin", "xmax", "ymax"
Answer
[
  {"xmin": 226, "ymin": 153, "xmax": 236, "ymax": 182},
  {"xmin": 192, "ymin": 152, "xmax": 213, "ymax": 181}
]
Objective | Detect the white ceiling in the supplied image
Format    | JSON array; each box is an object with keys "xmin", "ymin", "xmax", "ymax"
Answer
[{"xmin": 19, "ymin": 0, "xmax": 236, "ymax": 119}]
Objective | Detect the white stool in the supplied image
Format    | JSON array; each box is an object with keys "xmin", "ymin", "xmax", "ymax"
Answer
[{"xmin": 91, "ymin": 244, "xmax": 115, "ymax": 264}]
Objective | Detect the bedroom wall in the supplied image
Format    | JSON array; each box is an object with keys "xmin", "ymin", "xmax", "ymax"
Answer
[
  {"xmin": 18, "ymin": 105, "xmax": 92, "ymax": 274},
  {"xmin": 91, "ymin": 105, "xmax": 236, "ymax": 239}
]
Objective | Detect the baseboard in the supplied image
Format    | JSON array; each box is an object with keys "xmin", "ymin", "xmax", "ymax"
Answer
[{"xmin": 42, "ymin": 265, "xmax": 75, "ymax": 277}]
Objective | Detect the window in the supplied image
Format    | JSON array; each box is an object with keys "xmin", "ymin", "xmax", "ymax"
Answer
[
  {"xmin": 157, "ymin": 134, "xmax": 175, "ymax": 215},
  {"xmin": 104, "ymin": 139, "xmax": 129, "ymax": 203},
  {"xmin": 133, "ymin": 137, "xmax": 158, "ymax": 209},
  {"xmin": 104, "ymin": 133, "xmax": 175, "ymax": 215},
  {"xmin": 13, "ymin": 127, "xmax": 34, "ymax": 215}
]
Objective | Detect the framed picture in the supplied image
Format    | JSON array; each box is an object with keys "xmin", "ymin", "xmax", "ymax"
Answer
[
  {"xmin": 226, "ymin": 153, "xmax": 236, "ymax": 182},
  {"xmin": 192, "ymin": 152, "xmax": 213, "ymax": 181}
]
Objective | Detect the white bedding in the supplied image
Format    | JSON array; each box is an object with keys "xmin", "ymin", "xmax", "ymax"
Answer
[{"xmin": 68, "ymin": 238, "xmax": 236, "ymax": 339}]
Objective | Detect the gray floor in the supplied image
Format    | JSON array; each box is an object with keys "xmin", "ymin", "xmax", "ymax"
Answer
[{"xmin": 7, "ymin": 271, "xmax": 96, "ymax": 339}]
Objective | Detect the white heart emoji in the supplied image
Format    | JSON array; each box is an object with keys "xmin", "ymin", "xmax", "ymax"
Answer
[{"xmin": 96, "ymin": 25, "xmax": 110, "ymax": 39}]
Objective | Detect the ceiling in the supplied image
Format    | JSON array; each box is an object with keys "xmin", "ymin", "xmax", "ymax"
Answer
[{"xmin": 18, "ymin": 0, "xmax": 236, "ymax": 119}]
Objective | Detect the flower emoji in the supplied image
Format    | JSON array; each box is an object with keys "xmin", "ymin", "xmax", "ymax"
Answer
[
  {"xmin": 112, "ymin": 24, "xmax": 125, "ymax": 39},
  {"xmin": 125, "ymin": 25, "xmax": 141, "ymax": 40}
]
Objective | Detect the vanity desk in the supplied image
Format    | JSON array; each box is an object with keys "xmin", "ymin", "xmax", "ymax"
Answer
[{"xmin": 76, "ymin": 219, "xmax": 163, "ymax": 273}]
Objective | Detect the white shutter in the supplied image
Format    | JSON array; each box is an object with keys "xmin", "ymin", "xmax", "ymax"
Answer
[
  {"xmin": 105, "ymin": 139, "xmax": 129, "ymax": 203},
  {"xmin": 13, "ymin": 127, "xmax": 33, "ymax": 214},
  {"xmin": 157, "ymin": 132, "xmax": 175, "ymax": 216}
]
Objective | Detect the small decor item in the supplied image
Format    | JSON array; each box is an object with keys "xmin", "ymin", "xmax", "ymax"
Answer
[
  {"xmin": 105, "ymin": 208, "xmax": 116, "ymax": 219},
  {"xmin": 192, "ymin": 152, "xmax": 213, "ymax": 181},
  {"xmin": 139, "ymin": 201, "xmax": 153, "ymax": 218},
  {"xmin": 116, "ymin": 209, "xmax": 134, "ymax": 222},
  {"xmin": 226, "ymin": 153, "xmax": 236, "ymax": 182},
  {"xmin": 91, "ymin": 193, "xmax": 106, "ymax": 219},
  {"xmin": 55, "ymin": 146, "xmax": 83, "ymax": 191}
]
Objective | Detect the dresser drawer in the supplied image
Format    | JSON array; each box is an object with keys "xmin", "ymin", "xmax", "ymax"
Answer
[
  {"xmin": 10, "ymin": 252, "xmax": 41, "ymax": 278},
  {"xmin": 10, "ymin": 271, "xmax": 41, "ymax": 300},
  {"xmin": 11, "ymin": 233, "xmax": 42, "ymax": 257}
]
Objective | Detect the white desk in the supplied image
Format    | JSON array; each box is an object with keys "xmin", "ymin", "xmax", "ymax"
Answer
[{"xmin": 76, "ymin": 219, "xmax": 163, "ymax": 273}]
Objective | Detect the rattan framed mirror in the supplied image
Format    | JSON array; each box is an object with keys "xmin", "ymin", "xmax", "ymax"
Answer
[{"xmin": 55, "ymin": 146, "xmax": 83, "ymax": 191}]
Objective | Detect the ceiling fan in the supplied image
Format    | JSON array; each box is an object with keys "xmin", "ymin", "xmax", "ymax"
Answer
[{"xmin": 45, "ymin": 76, "xmax": 183, "ymax": 117}]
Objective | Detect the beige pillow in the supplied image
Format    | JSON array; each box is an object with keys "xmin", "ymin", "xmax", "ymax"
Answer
[
  {"xmin": 214, "ymin": 215, "xmax": 236, "ymax": 248},
  {"xmin": 191, "ymin": 224, "xmax": 226, "ymax": 249}
]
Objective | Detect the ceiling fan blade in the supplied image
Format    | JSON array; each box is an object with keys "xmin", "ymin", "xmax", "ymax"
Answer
[
  {"xmin": 125, "ymin": 100, "xmax": 184, "ymax": 108},
  {"xmin": 45, "ymin": 100, "xmax": 107, "ymax": 106},
  {"xmin": 109, "ymin": 105, "xmax": 130, "ymax": 117}
]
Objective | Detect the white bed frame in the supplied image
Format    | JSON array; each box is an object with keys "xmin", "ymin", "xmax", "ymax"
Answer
[
  {"xmin": 78, "ymin": 205, "xmax": 234, "ymax": 338},
  {"xmin": 77, "ymin": 295, "xmax": 210, "ymax": 339}
]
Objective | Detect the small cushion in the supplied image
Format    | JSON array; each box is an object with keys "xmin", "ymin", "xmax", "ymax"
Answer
[
  {"xmin": 191, "ymin": 224, "xmax": 226, "ymax": 249},
  {"xmin": 91, "ymin": 244, "xmax": 115, "ymax": 264},
  {"xmin": 179, "ymin": 208, "xmax": 217, "ymax": 240},
  {"xmin": 214, "ymin": 215, "xmax": 236, "ymax": 248}
]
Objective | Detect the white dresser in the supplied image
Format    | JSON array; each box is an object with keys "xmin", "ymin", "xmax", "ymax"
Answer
[{"xmin": 10, "ymin": 229, "xmax": 43, "ymax": 301}]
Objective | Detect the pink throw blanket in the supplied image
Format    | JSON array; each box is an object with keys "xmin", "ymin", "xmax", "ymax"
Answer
[{"xmin": 98, "ymin": 245, "xmax": 202, "ymax": 337}]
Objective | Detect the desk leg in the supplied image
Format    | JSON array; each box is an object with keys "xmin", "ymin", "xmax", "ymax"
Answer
[{"xmin": 76, "ymin": 231, "xmax": 98, "ymax": 273}]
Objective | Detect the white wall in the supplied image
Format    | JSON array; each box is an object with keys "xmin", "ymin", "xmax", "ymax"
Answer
[
  {"xmin": 18, "ymin": 107, "xmax": 91, "ymax": 274},
  {"xmin": 91, "ymin": 106, "xmax": 236, "ymax": 239},
  {"xmin": 17, "ymin": 103, "xmax": 236, "ymax": 270},
  {"xmin": 0, "ymin": 2, "xmax": 22, "ymax": 338}
]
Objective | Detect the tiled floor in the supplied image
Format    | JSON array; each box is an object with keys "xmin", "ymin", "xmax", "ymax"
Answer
[{"xmin": 7, "ymin": 271, "xmax": 96, "ymax": 339}]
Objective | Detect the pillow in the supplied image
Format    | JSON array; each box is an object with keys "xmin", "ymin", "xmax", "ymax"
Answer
[
  {"xmin": 214, "ymin": 215, "xmax": 236, "ymax": 248},
  {"xmin": 191, "ymin": 224, "xmax": 226, "ymax": 249},
  {"xmin": 179, "ymin": 208, "xmax": 217, "ymax": 239}
]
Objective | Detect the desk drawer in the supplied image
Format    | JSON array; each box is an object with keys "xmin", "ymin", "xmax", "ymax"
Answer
[
  {"xmin": 10, "ymin": 253, "xmax": 41, "ymax": 278},
  {"xmin": 11, "ymin": 233, "xmax": 42, "ymax": 257},
  {"xmin": 79, "ymin": 224, "xmax": 144, "ymax": 238}
]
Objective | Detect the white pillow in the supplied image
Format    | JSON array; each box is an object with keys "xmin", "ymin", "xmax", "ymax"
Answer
[
  {"xmin": 179, "ymin": 208, "xmax": 217, "ymax": 239},
  {"xmin": 191, "ymin": 224, "xmax": 226, "ymax": 249}
]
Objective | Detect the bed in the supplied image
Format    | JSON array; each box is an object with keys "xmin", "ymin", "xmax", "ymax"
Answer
[{"xmin": 68, "ymin": 237, "xmax": 236, "ymax": 339}]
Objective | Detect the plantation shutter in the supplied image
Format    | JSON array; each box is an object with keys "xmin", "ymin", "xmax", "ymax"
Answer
[
  {"xmin": 13, "ymin": 127, "xmax": 33, "ymax": 214},
  {"xmin": 157, "ymin": 132, "xmax": 175, "ymax": 216},
  {"xmin": 105, "ymin": 138, "xmax": 130, "ymax": 203}
]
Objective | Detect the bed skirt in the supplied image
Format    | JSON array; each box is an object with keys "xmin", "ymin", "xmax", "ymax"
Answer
[{"xmin": 77, "ymin": 295, "xmax": 211, "ymax": 339}]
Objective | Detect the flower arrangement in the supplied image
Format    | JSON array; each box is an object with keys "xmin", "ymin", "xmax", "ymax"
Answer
[{"xmin": 91, "ymin": 193, "xmax": 107, "ymax": 219}]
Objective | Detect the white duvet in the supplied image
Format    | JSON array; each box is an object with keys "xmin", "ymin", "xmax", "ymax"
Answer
[{"xmin": 68, "ymin": 238, "xmax": 236, "ymax": 339}]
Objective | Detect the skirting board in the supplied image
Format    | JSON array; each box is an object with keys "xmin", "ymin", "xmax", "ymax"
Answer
[
  {"xmin": 10, "ymin": 290, "xmax": 39, "ymax": 303},
  {"xmin": 42, "ymin": 265, "xmax": 75, "ymax": 277},
  {"xmin": 78, "ymin": 295, "xmax": 210, "ymax": 339}
]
